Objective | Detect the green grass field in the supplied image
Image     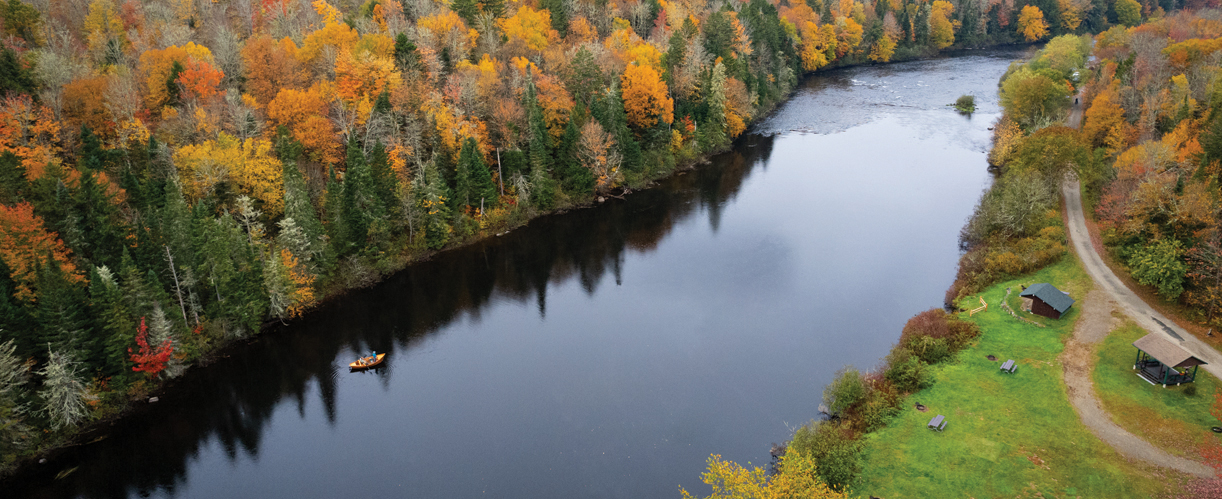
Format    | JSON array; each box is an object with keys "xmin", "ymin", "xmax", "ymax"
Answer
[
  {"xmin": 1093, "ymin": 320, "xmax": 1222, "ymax": 460},
  {"xmin": 854, "ymin": 257, "xmax": 1180, "ymax": 498}
]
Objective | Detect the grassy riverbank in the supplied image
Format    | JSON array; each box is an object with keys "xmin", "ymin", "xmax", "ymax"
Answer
[{"xmin": 854, "ymin": 257, "xmax": 1182, "ymax": 497}]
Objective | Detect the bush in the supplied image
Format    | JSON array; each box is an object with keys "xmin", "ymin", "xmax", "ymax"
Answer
[
  {"xmin": 789, "ymin": 420, "xmax": 863, "ymax": 491},
  {"xmin": 884, "ymin": 347, "xmax": 929, "ymax": 393},
  {"xmin": 823, "ymin": 366, "xmax": 867, "ymax": 415},
  {"xmin": 955, "ymin": 95, "xmax": 976, "ymax": 114}
]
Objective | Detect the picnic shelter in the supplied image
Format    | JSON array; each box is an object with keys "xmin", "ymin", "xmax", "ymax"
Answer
[{"xmin": 1133, "ymin": 333, "xmax": 1207, "ymax": 387}]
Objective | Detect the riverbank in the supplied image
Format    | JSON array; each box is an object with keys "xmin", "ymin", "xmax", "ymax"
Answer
[{"xmin": 0, "ymin": 40, "xmax": 1043, "ymax": 482}]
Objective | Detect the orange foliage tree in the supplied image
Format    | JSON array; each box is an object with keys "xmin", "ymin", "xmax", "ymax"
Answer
[
  {"xmin": 0, "ymin": 95, "xmax": 62, "ymax": 180},
  {"xmin": 0, "ymin": 203, "xmax": 83, "ymax": 301},
  {"xmin": 62, "ymin": 77, "xmax": 113, "ymax": 138},
  {"xmin": 267, "ymin": 86, "xmax": 341, "ymax": 165},
  {"xmin": 621, "ymin": 64, "xmax": 674, "ymax": 130},
  {"xmin": 241, "ymin": 36, "xmax": 306, "ymax": 107}
]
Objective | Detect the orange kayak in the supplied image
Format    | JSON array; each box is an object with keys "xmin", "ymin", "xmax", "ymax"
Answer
[{"xmin": 349, "ymin": 353, "xmax": 385, "ymax": 370}]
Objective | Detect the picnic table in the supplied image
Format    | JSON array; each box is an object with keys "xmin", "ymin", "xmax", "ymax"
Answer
[
  {"xmin": 927, "ymin": 414, "xmax": 947, "ymax": 431},
  {"xmin": 1000, "ymin": 359, "xmax": 1017, "ymax": 373}
]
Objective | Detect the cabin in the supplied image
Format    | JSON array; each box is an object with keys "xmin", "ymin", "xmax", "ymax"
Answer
[
  {"xmin": 1132, "ymin": 333, "xmax": 1207, "ymax": 387},
  {"xmin": 1019, "ymin": 283, "xmax": 1075, "ymax": 319}
]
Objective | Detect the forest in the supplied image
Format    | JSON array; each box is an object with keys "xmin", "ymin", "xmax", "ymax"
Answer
[{"xmin": 0, "ymin": 0, "xmax": 1186, "ymax": 477}]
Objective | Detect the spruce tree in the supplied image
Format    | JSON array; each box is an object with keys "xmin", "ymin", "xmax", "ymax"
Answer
[
  {"xmin": 525, "ymin": 72, "xmax": 554, "ymax": 175},
  {"xmin": 89, "ymin": 265, "xmax": 132, "ymax": 380},
  {"xmin": 34, "ymin": 259, "xmax": 91, "ymax": 366},
  {"xmin": 557, "ymin": 116, "xmax": 594, "ymax": 197},
  {"xmin": 456, "ymin": 137, "xmax": 497, "ymax": 210},
  {"xmin": 282, "ymin": 160, "xmax": 328, "ymax": 267}
]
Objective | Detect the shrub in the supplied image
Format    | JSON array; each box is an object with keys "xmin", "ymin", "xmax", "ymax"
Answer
[
  {"xmin": 823, "ymin": 366, "xmax": 867, "ymax": 415},
  {"xmin": 884, "ymin": 347, "xmax": 929, "ymax": 393},
  {"xmin": 789, "ymin": 420, "xmax": 863, "ymax": 491},
  {"xmin": 955, "ymin": 95, "xmax": 976, "ymax": 114}
]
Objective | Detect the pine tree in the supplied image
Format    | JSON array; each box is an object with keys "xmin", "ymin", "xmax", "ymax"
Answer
[
  {"xmin": 280, "ymin": 160, "xmax": 328, "ymax": 269},
  {"xmin": 417, "ymin": 159, "xmax": 453, "ymax": 249}
]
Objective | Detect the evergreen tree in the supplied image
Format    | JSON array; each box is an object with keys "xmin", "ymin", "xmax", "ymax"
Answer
[
  {"xmin": 34, "ymin": 259, "xmax": 90, "ymax": 364},
  {"xmin": 339, "ymin": 138, "xmax": 383, "ymax": 255},
  {"xmin": 539, "ymin": 0, "xmax": 568, "ymax": 37},
  {"xmin": 455, "ymin": 137, "xmax": 497, "ymax": 210},
  {"xmin": 367, "ymin": 141, "xmax": 398, "ymax": 213},
  {"xmin": 73, "ymin": 168, "xmax": 125, "ymax": 269},
  {"xmin": 89, "ymin": 265, "xmax": 132, "ymax": 380},
  {"xmin": 451, "ymin": 0, "xmax": 481, "ymax": 26},
  {"xmin": 37, "ymin": 348, "xmax": 91, "ymax": 430},
  {"xmin": 556, "ymin": 115, "xmax": 594, "ymax": 197},
  {"xmin": 394, "ymin": 34, "xmax": 423, "ymax": 73},
  {"xmin": 324, "ymin": 164, "xmax": 346, "ymax": 255},
  {"xmin": 282, "ymin": 160, "xmax": 328, "ymax": 268},
  {"xmin": 915, "ymin": 3, "xmax": 931, "ymax": 46},
  {"xmin": 417, "ymin": 159, "xmax": 453, "ymax": 249},
  {"xmin": 0, "ymin": 151, "xmax": 27, "ymax": 204},
  {"xmin": 525, "ymin": 72, "xmax": 554, "ymax": 175},
  {"xmin": 0, "ymin": 46, "xmax": 35, "ymax": 97}
]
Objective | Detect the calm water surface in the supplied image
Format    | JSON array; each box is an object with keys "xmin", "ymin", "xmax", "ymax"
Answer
[{"xmin": 9, "ymin": 47, "xmax": 1030, "ymax": 499}]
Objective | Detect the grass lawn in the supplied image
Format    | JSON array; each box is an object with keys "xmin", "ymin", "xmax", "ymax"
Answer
[
  {"xmin": 854, "ymin": 257, "xmax": 1180, "ymax": 498},
  {"xmin": 1093, "ymin": 320, "xmax": 1222, "ymax": 460}
]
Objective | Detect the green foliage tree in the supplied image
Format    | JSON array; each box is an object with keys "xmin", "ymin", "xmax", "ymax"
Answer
[
  {"xmin": 789, "ymin": 420, "xmax": 864, "ymax": 491},
  {"xmin": 1115, "ymin": 0, "xmax": 1141, "ymax": 27},
  {"xmin": 822, "ymin": 366, "xmax": 866, "ymax": 414},
  {"xmin": 1130, "ymin": 238, "xmax": 1188, "ymax": 300},
  {"xmin": 1000, "ymin": 67, "xmax": 1071, "ymax": 129}
]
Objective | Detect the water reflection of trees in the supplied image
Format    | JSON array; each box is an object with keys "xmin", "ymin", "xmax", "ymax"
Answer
[{"xmin": 7, "ymin": 136, "xmax": 773, "ymax": 499}]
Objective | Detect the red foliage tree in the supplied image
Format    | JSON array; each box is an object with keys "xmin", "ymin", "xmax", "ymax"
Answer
[{"xmin": 128, "ymin": 317, "xmax": 173, "ymax": 377}]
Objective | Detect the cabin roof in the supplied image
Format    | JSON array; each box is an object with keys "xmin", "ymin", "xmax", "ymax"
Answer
[
  {"xmin": 1133, "ymin": 333, "xmax": 1208, "ymax": 368},
  {"xmin": 1019, "ymin": 283, "xmax": 1075, "ymax": 313}
]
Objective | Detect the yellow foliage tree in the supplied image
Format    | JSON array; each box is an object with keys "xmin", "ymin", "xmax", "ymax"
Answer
[
  {"xmin": 1056, "ymin": 0, "xmax": 1082, "ymax": 32},
  {"xmin": 621, "ymin": 64, "xmax": 674, "ymax": 130},
  {"xmin": 678, "ymin": 450, "xmax": 849, "ymax": 499},
  {"xmin": 173, "ymin": 134, "xmax": 285, "ymax": 216},
  {"xmin": 929, "ymin": 0, "xmax": 955, "ymax": 49},
  {"xmin": 298, "ymin": 21, "xmax": 360, "ymax": 65},
  {"xmin": 83, "ymin": 0, "xmax": 130, "ymax": 64},
  {"xmin": 1017, "ymin": 5, "xmax": 1049, "ymax": 42},
  {"xmin": 1081, "ymin": 84, "xmax": 1130, "ymax": 153},
  {"xmin": 139, "ymin": 43, "xmax": 215, "ymax": 110},
  {"xmin": 497, "ymin": 6, "xmax": 556, "ymax": 51},
  {"xmin": 869, "ymin": 34, "xmax": 896, "ymax": 62},
  {"xmin": 799, "ymin": 22, "xmax": 838, "ymax": 71}
]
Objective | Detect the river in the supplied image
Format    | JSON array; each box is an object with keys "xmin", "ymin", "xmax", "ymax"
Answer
[{"xmin": 7, "ymin": 47, "xmax": 1029, "ymax": 499}]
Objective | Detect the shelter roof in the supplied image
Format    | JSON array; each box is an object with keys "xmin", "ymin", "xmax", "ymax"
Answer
[
  {"xmin": 1019, "ymin": 283, "xmax": 1075, "ymax": 313},
  {"xmin": 1133, "ymin": 333, "xmax": 1208, "ymax": 368}
]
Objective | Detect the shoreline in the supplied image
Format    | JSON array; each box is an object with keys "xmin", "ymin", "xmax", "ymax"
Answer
[{"xmin": 0, "ymin": 40, "xmax": 1040, "ymax": 484}]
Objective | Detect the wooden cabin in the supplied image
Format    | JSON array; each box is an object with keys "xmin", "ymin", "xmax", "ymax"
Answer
[
  {"xmin": 1019, "ymin": 283, "xmax": 1075, "ymax": 319},
  {"xmin": 1133, "ymin": 333, "xmax": 1207, "ymax": 387}
]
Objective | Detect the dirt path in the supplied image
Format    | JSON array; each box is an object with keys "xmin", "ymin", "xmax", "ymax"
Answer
[
  {"xmin": 1054, "ymin": 94, "xmax": 1216, "ymax": 477},
  {"xmin": 1060, "ymin": 290, "xmax": 1215, "ymax": 477}
]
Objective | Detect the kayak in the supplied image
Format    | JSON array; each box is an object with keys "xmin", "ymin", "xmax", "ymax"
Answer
[{"xmin": 349, "ymin": 353, "xmax": 385, "ymax": 370}]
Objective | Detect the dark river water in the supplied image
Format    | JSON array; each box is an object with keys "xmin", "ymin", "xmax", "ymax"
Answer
[{"xmin": 8, "ymin": 47, "xmax": 1030, "ymax": 499}]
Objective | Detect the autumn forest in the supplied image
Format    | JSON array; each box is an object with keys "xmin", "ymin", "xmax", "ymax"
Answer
[{"xmin": 0, "ymin": 0, "xmax": 1198, "ymax": 483}]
